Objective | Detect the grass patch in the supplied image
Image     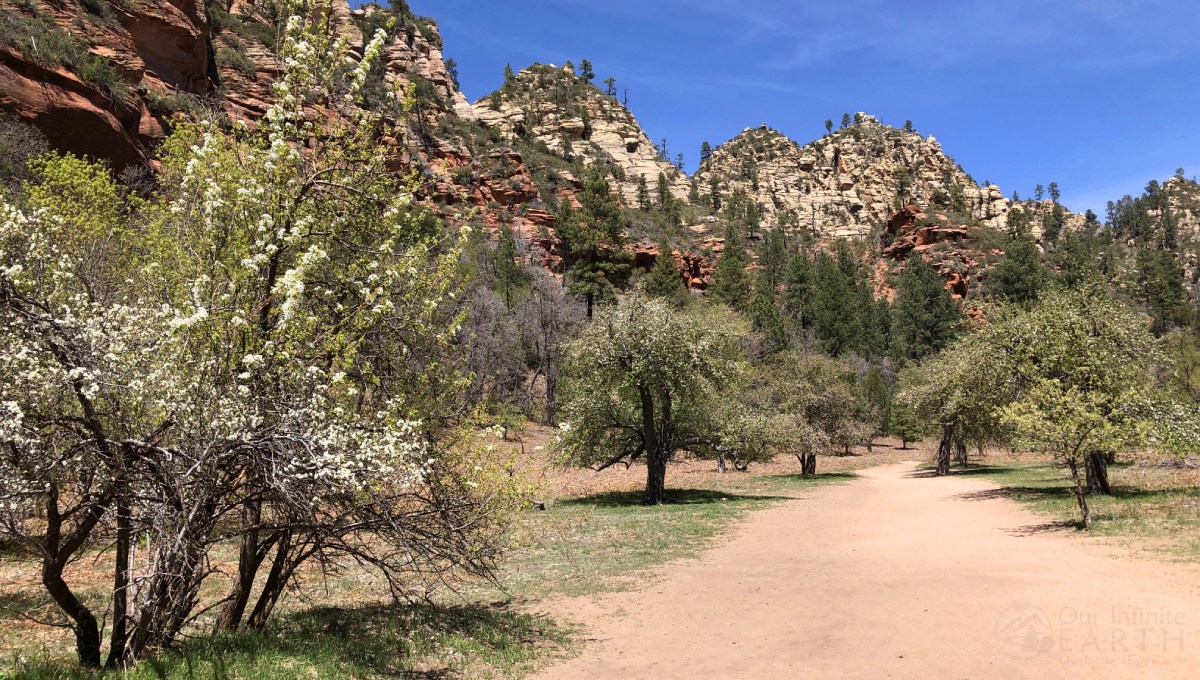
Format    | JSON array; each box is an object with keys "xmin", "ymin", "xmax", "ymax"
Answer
[
  {"xmin": 482, "ymin": 471, "xmax": 853, "ymax": 599},
  {"xmin": 0, "ymin": 468, "xmax": 850, "ymax": 677},
  {"xmin": 5, "ymin": 603, "xmax": 567, "ymax": 679},
  {"xmin": 959, "ymin": 462, "xmax": 1200, "ymax": 558}
]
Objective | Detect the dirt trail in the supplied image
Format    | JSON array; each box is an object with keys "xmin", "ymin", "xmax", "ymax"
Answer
[{"xmin": 533, "ymin": 462, "xmax": 1200, "ymax": 679}]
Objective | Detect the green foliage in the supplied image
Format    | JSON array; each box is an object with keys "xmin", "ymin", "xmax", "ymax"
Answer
[
  {"xmin": 1135, "ymin": 247, "xmax": 1187, "ymax": 334},
  {"xmin": 216, "ymin": 46, "xmax": 257, "ymax": 77},
  {"xmin": 644, "ymin": 246, "xmax": 689, "ymax": 307},
  {"xmin": 557, "ymin": 293, "xmax": 753, "ymax": 502},
  {"xmin": 0, "ymin": 9, "xmax": 130, "ymax": 100},
  {"xmin": 990, "ymin": 224, "xmax": 1048, "ymax": 305},
  {"xmin": 557, "ymin": 168, "xmax": 632, "ymax": 315},
  {"xmin": 708, "ymin": 223, "xmax": 752, "ymax": 309},
  {"xmin": 892, "ymin": 255, "xmax": 960, "ymax": 361}
]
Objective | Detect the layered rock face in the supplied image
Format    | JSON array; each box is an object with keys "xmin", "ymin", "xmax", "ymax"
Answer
[
  {"xmin": 695, "ymin": 116, "xmax": 1013, "ymax": 239},
  {"xmin": 0, "ymin": 0, "xmax": 211, "ymax": 169},
  {"xmin": 470, "ymin": 63, "xmax": 690, "ymax": 204}
]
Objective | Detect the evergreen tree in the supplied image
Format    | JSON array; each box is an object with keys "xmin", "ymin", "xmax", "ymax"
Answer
[
  {"xmin": 709, "ymin": 223, "xmax": 752, "ymax": 309},
  {"xmin": 557, "ymin": 168, "xmax": 632, "ymax": 319},
  {"xmin": 708, "ymin": 178, "xmax": 722, "ymax": 211},
  {"xmin": 892, "ymin": 256, "xmax": 960, "ymax": 361},
  {"xmin": 903, "ymin": 119, "xmax": 915, "ymax": 133},
  {"xmin": 579, "ymin": 58, "xmax": 595, "ymax": 81},
  {"xmin": 840, "ymin": 113, "xmax": 852, "ymax": 129},
  {"xmin": 991, "ymin": 224, "xmax": 1048, "ymax": 306},
  {"xmin": 688, "ymin": 180, "xmax": 701, "ymax": 205},
  {"xmin": 747, "ymin": 283, "xmax": 790, "ymax": 352},
  {"xmin": 824, "ymin": 119, "xmax": 834, "ymax": 135},
  {"xmin": 758, "ymin": 228, "xmax": 790, "ymax": 293},
  {"xmin": 700, "ymin": 141, "xmax": 713, "ymax": 165},
  {"xmin": 636, "ymin": 174, "xmax": 651, "ymax": 211},
  {"xmin": 1053, "ymin": 230, "xmax": 1103, "ymax": 289},
  {"xmin": 781, "ymin": 250, "xmax": 812, "ymax": 327},
  {"xmin": 493, "ymin": 224, "xmax": 529, "ymax": 309},
  {"xmin": 503, "ymin": 63, "xmax": 515, "ymax": 83},
  {"xmin": 657, "ymin": 172, "xmax": 671, "ymax": 208},
  {"xmin": 644, "ymin": 246, "xmax": 689, "ymax": 307},
  {"xmin": 603, "ymin": 77, "xmax": 617, "ymax": 97},
  {"xmin": 1136, "ymin": 248, "xmax": 1187, "ymax": 334},
  {"xmin": 808, "ymin": 251, "xmax": 861, "ymax": 355}
]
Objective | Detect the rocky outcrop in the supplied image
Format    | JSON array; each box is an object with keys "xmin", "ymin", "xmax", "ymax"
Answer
[
  {"xmin": 470, "ymin": 63, "xmax": 689, "ymax": 204},
  {"xmin": 0, "ymin": 0, "xmax": 211, "ymax": 168},
  {"xmin": 879, "ymin": 205, "xmax": 992, "ymax": 301},
  {"xmin": 695, "ymin": 117, "xmax": 1012, "ymax": 239}
]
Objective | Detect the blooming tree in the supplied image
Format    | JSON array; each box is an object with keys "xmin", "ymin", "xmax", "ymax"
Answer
[{"xmin": 0, "ymin": 2, "xmax": 522, "ymax": 668}]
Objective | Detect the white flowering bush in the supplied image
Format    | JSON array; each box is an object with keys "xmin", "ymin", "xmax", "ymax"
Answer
[{"xmin": 0, "ymin": 2, "xmax": 521, "ymax": 669}]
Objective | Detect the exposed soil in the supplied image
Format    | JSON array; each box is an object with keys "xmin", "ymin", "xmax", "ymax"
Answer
[{"xmin": 532, "ymin": 461, "xmax": 1200, "ymax": 679}]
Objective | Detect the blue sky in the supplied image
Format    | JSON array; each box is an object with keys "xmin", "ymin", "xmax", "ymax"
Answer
[{"xmin": 397, "ymin": 0, "xmax": 1200, "ymax": 215}]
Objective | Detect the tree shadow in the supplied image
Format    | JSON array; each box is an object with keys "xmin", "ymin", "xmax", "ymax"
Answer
[
  {"xmin": 555, "ymin": 488, "xmax": 791, "ymax": 508},
  {"xmin": 950, "ymin": 486, "xmax": 1074, "ymax": 502},
  {"xmin": 1005, "ymin": 520, "xmax": 1082, "ymax": 536},
  {"xmin": 767, "ymin": 472, "xmax": 859, "ymax": 484}
]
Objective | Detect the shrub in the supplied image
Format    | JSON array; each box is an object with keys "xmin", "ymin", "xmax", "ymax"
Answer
[{"xmin": 217, "ymin": 46, "xmax": 257, "ymax": 78}]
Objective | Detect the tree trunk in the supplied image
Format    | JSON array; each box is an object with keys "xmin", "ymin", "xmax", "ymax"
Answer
[
  {"xmin": 41, "ymin": 488, "xmax": 104, "ymax": 668},
  {"xmin": 544, "ymin": 361, "xmax": 557, "ymax": 425},
  {"xmin": 801, "ymin": 451, "xmax": 817, "ymax": 477},
  {"xmin": 1067, "ymin": 459, "xmax": 1093, "ymax": 529},
  {"xmin": 1085, "ymin": 452, "xmax": 1112, "ymax": 495},
  {"xmin": 247, "ymin": 531, "xmax": 293, "ymax": 630},
  {"xmin": 216, "ymin": 499, "xmax": 265, "ymax": 632},
  {"xmin": 106, "ymin": 496, "xmax": 132, "ymax": 669},
  {"xmin": 644, "ymin": 448, "xmax": 668, "ymax": 505},
  {"xmin": 716, "ymin": 454, "xmax": 726, "ymax": 473},
  {"xmin": 935, "ymin": 424, "xmax": 953, "ymax": 475},
  {"xmin": 954, "ymin": 439, "xmax": 968, "ymax": 468}
]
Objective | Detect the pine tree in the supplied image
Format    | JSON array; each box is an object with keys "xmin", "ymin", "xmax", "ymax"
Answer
[
  {"xmin": 493, "ymin": 224, "xmax": 529, "ymax": 309},
  {"xmin": 747, "ymin": 282, "xmax": 790, "ymax": 352},
  {"xmin": 700, "ymin": 141, "xmax": 712, "ymax": 165},
  {"xmin": 656, "ymin": 172, "xmax": 671, "ymax": 208},
  {"xmin": 758, "ymin": 228, "xmax": 790, "ymax": 293},
  {"xmin": 644, "ymin": 246, "xmax": 689, "ymax": 307},
  {"xmin": 688, "ymin": 180, "xmax": 701, "ymax": 205},
  {"xmin": 892, "ymin": 256, "xmax": 960, "ymax": 361},
  {"xmin": 991, "ymin": 224, "xmax": 1048, "ymax": 306},
  {"xmin": 503, "ymin": 63, "xmax": 515, "ymax": 83},
  {"xmin": 557, "ymin": 168, "xmax": 632, "ymax": 319},
  {"xmin": 840, "ymin": 113, "xmax": 852, "ymax": 129},
  {"xmin": 603, "ymin": 77, "xmax": 617, "ymax": 97},
  {"xmin": 808, "ymin": 251, "xmax": 861, "ymax": 355},
  {"xmin": 825, "ymin": 119, "xmax": 834, "ymax": 135},
  {"xmin": 781, "ymin": 250, "xmax": 812, "ymax": 326},
  {"xmin": 1136, "ymin": 248, "xmax": 1187, "ymax": 334},
  {"xmin": 636, "ymin": 174, "xmax": 651, "ymax": 211},
  {"xmin": 579, "ymin": 59, "xmax": 595, "ymax": 81},
  {"xmin": 709, "ymin": 223, "xmax": 752, "ymax": 309}
]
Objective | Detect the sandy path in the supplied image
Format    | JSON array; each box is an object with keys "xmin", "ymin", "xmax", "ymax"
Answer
[{"xmin": 533, "ymin": 461, "xmax": 1200, "ymax": 679}]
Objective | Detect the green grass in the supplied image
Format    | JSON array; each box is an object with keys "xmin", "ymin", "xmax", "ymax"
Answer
[
  {"xmin": 4, "ymin": 604, "xmax": 567, "ymax": 679},
  {"xmin": 957, "ymin": 462, "xmax": 1200, "ymax": 558},
  {"xmin": 0, "ymin": 470, "xmax": 851, "ymax": 678},
  {"xmin": 482, "ymin": 472, "xmax": 855, "ymax": 599}
]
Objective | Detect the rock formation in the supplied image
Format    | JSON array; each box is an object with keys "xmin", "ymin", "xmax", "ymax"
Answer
[
  {"xmin": 695, "ymin": 116, "xmax": 1013, "ymax": 239},
  {"xmin": 470, "ymin": 63, "xmax": 690, "ymax": 205}
]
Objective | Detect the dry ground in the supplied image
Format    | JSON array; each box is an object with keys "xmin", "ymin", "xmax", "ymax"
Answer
[{"xmin": 533, "ymin": 460, "xmax": 1200, "ymax": 679}]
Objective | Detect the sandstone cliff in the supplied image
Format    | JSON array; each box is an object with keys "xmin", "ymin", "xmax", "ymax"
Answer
[
  {"xmin": 470, "ymin": 63, "xmax": 690, "ymax": 205},
  {"xmin": 694, "ymin": 116, "xmax": 1014, "ymax": 240}
]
